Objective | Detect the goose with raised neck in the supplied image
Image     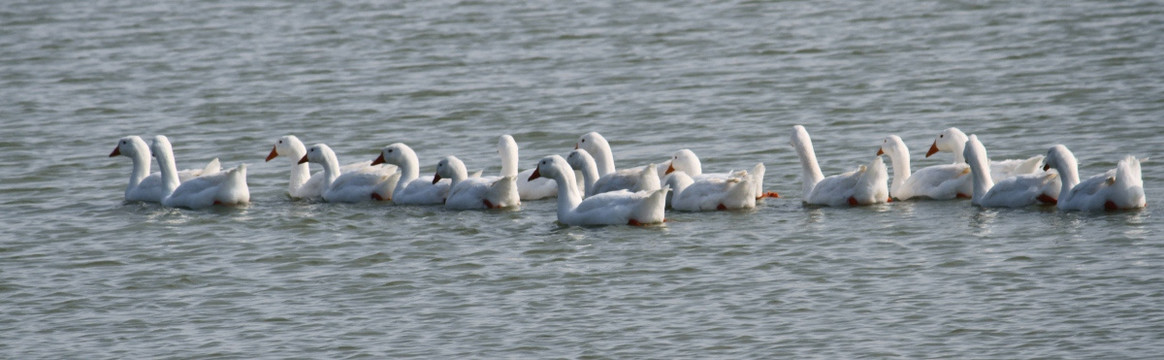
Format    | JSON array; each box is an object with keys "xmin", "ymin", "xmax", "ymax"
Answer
[
  {"xmin": 529, "ymin": 155, "xmax": 667, "ymax": 225},
  {"xmin": 790, "ymin": 125, "xmax": 889, "ymax": 207},
  {"xmin": 299, "ymin": 143, "xmax": 398, "ymax": 203},
  {"xmin": 962, "ymin": 134, "xmax": 1059, "ymax": 208},
  {"xmin": 110, "ymin": 135, "xmax": 219, "ymax": 202},
  {"xmin": 876, "ymin": 134, "xmax": 972, "ymax": 200},
  {"xmin": 499, "ymin": 135, "xmax": 557, "ymax": 200},
  {"xmin": 372, "ymin": 143, "xmax": 449, "ymax": 205},
  {"xmin": 1043, "ymin": 144, "xmax": 1145, "ymax": 211},
  {"xmin": 152, "ymin": 135, "xmax": 248, "ymax": 208},
  {"xmin": 926, "ymin": 127, "xmax": 1045, "ymax": 183}
]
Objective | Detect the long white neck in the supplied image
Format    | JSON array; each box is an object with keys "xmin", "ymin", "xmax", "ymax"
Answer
[
  {"xmin": 1051, "ymin": 147, "xmax": 1081, "ymax": 201},
  {"xmin": 152, "ymin": 141, "xmax": 181, "ymax": 197},
  {"xmin": 885, "ymin": 145, "xmax": 911, "ymax": 197},
  {"xmin": 964, "ymin": 139, "xmax": 993, "ymax": 204},
  {"xmin": 550, "ymin": 163, "xmax": 583, "ymax": 219},
  {"xmin": 499, "ymin": 136, "xmax": 520, "ymax": 177},
  {"xmin": 584, "ymin": 139, "xmax": 616, "ymax": 175},
  {"xmin": 447, "ymin": 158, "xmax": 468, "ymax": 187},
  {"xmin": 791, "ymin": 127, "xmax": 824, "ymax": 197},
  {"xmin": 392, "ymin": 146, "xmax": 421, "ymax": 195},
  {"xmin": 316, "ymin": 147, "xmax": 342, "ymax": 189},
  {"xmin": 571, "ymin": 152, "xmax": 600, "ymax": 198},
  {"xmin": 126, "ymin": 144, "xmax": 151, "ymax": 196},
  {"xmin": 284, "ymin": 142, "xmax": 310, "ymax": 194}
]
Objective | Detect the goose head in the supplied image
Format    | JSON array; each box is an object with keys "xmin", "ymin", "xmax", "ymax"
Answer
[
  {"xmin": 110, "ymin": 136, "xmax": 148, "ymax": 158},
  {"xmin": 149, "ymin": 135, "xmax": 174, "ymax": 160},
  {"xmin": 373, "ymin": 143, "xmax": 410, "ymax": 166},
  {"xmin": 1043, "ymin": 144, "xmax": 1074, "ymax": 172},
  {"xmin": 529, "ymin": 155, "xmax": 569, "ymax": 181},
  {"xmin": 566, "ymin": 149, "xmax": 595, "ymax": 171},
  {"xmin": 666, "ymin": 149, "xmax": 701, "ymax": 176},
  {"xmin": 299, "ymin": 143, "xmax": 334, "ymax": 165},
  {"xmin": 498, "ymin": 135, "xmax": 519, "ymax": 156},
  {"xmin": 433, "ymin": 156, "xmax": 466, "ymax": 184},
  {"xmin": 876, "ymin": 135, "xmax": 907, "ymax": 157},
  {"xmin": 962, "ymin": 134, "xmax": 989, "ymax": 169},
  {"xmin": 575, "ymin": 131, "xmax": 608, "ymax": 153},
  {"xmin": 267, "ymin": 135, "xmax": 305, "ymax": 162},
  {"xmin": 789, "ymin": 125, "xmax": 813, "ymax": 152},
  {"xmin": 927, "ymin": 127, "xmax": 968, "ymax": 158}
]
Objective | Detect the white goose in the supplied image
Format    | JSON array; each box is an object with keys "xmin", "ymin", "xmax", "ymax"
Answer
[
  {"xmin": 499, "ymin": 135, "xmax": 557, "ymax": 200},
  {"xmin": 665, "ymin": 149, "xmax": 776, "ymax": 199},
  {"xmin": 663, "ymin": 170, "xmax": 755, "ymax": 211},
  {"xmin": 566, "ymin": 148, "xmax": 601, "ymax": 197},
  {"xmin": 152, "ymin": 135, "xmax": 249, "ymax": 209},
  {"xmin": 963, "ymin": 135, "xmax": 1060, "ymax": 208},
  {"xmin": 790, "ymin": 125, "xmax": 889, "ymax": 207},
  {"xmin": 574, "ymin": 132, "xmax": 662, "ymax": 195},
  {"xmin": 926, "ymin": 127, "xmax": 1044, "ymax": 183},
  {"xmin": 109, "ymin": 135, "xmax": 221, "ymax": 203},
  {"xmin": 433, "ymin": 156, "xmax": 520, "ymax": 210},
  {"xmin": 298, "ymin": 144, "xmax": 400, "ymax": 203},
  {"xmin": 265, "ymin": 135, "xmax": 390, "ymax": 199},
  {"xmin": 530, "ymin": 155, "xmax": 668, "ymax": 226},
  {"xmin": 1043, "ymin": 145, "xmax": 1146, "ymax": 211},
  {"xmin": 877, "ymin": 135, "xmax": 972, "ymax": 200},
  {"xmin": 372, "ymin": 143, "xmax": 450, "ymax": 205}
]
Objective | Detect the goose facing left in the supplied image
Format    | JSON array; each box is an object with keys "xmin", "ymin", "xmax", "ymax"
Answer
[
  {"xmin": 109, "ymin": 135, "xmax": 221, "ymax": 203},
  {"xmin": 298, "ymin": 143, "xmax": 399, "ymax": 203},
  {"xmin": 266, "ymin": 135, "xmax": 393, "ymax": 200}
]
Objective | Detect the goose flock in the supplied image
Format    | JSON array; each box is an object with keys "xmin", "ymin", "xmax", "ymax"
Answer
[{"xmin": 110, "ymin": 126, "xmax": 1147, "ymax": 225}]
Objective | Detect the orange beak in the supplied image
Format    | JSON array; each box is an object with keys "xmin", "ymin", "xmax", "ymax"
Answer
[
  {"xmin": 109, "ymin": 146, "xmax": 121, "ymax": 157},
  {"xmin": 432, "ymin": 173, "xmax": 442, "ymax": 184},
  {"xmin": 574, "ymin": 143, "xmax": 579, "ymax": 150},
  {"xmin": 298, "ymin": 155, "xmax": 309, "ymax": 164},
  {"xmin": 528, "ymin": 167, "xmax": 541, "ymax": 181},
  {"xmin": 925, "ymin": 141, "xmax": 939, "ymax": 157},
  {"xmin": 265, "ymin": 146, "xmax": 278, "ymax": 162},
  {"xmin": 665, "ymin": 164, "xmax": 675, "ymax": 175},
  {"xmin": 371, "ymin": 153, "xmax": 385, "ymax": 166},
  {"xmin": 876, "ymin": 148, "xmax": 884, "ymax": 156}
]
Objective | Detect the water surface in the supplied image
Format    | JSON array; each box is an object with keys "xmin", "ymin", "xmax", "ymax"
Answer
[{"xmin": 2, "ymin": 0, "xmax": 1162, "ymax": 358}]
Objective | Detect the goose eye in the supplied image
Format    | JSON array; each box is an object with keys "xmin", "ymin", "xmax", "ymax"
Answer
[
  {"xmin": 278, "ymin": 140, "xmax": 282, "ymax": 144},
  {"xmin": 939, "ymin": 134, "xmax": 944, "ymax": 138},
  {"xmin": 388, "ymin": 149, "xmax": 393, "ymax": 153},
  {"xmin": 581, "ymin": 139, "xmax": 585, "ymax": 143}
]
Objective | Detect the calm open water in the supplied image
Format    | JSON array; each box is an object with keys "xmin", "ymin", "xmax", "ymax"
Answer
[{"xmin": 2, "ymin": 0, "xmax": 1162, "ymax": 358}]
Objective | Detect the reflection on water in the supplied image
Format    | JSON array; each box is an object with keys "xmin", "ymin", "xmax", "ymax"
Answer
[{"xmin": 969, "ymin": 207, "xmax": 997, "ymax": 236}]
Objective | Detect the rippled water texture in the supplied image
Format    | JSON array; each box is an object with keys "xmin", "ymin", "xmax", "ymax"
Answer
[{"xmin": 2, "ymin": 0, "xmax": 1162, "ymax": 358}]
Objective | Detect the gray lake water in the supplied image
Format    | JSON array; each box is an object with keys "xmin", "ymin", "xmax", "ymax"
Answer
[{"xmin": 2, "ymin": 0, "xmax": 1162, "ymax": 358}]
